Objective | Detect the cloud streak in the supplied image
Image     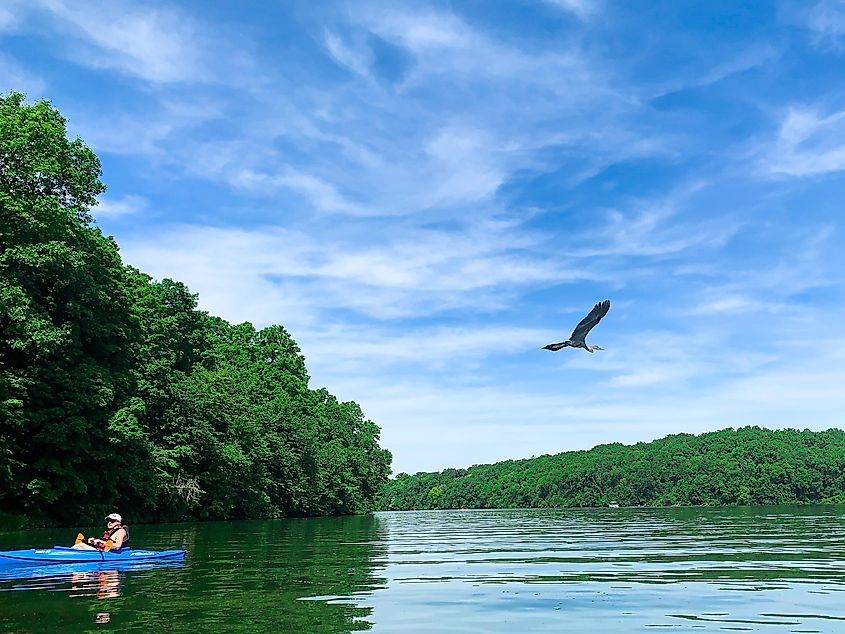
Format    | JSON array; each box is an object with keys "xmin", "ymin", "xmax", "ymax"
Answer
[
  {"xmin": 762, "ymin": 106, "xmax": 845, "ymax": 177},
  {"xmin": 0, "ymin": 52, "xmax": 45, "ymax": 95},
  {"xmin": 805, "ymin": 0, "xmax": 845, "ymax": 47},
  {"xmin": 93, "ymin": 194, "xmax": 148, "ymax": 219},
  {"xmin": 26, "ymin": 0, "xmax": 206, "ymax": 83},
  {"xmin": 118, "ymin": 218, "xmax": 603, "ymax": 326},
  {"xmin": 542, "ymin": 0, "xmax": 600, "ymax": 19}
]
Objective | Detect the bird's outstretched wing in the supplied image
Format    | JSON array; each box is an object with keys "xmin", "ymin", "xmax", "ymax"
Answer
[{"xmin": 569, "ymin": 300, "xmax": 610, "ymax": 344}]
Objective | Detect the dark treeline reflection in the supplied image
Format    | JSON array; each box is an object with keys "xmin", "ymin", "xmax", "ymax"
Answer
[{"xmin": 0, "ymin": 515, "xmax": 387, "ymax": 633}]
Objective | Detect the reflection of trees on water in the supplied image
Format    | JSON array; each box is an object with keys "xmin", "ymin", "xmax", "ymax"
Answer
[
  {"xmin": 0, "ymin": 564, "xmax": 129, "ymax": 629},
  {"xmin": 0, "ymin": 516, "xmax": 389, "ymax": 633},
  {"xmin": 124, "ymin": 515, "xmax": 389, "ymax": 633}
]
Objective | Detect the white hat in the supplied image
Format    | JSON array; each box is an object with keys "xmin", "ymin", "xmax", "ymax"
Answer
[{"xmin": 105, "ymin": 513, "xmax": 122, "ymax": 523}]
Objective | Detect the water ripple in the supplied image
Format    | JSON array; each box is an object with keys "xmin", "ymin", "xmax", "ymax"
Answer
[{"xmin": 1, "ymin": 507, "xmax": 843, "ymax": 632}]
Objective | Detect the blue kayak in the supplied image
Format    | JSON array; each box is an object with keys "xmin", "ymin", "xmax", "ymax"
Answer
[{"xmin": 0, "ymin": 546, "xmax": 186, "ymax": 566}]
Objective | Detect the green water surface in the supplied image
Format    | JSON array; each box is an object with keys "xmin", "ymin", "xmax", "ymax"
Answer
[{"xmin": 1, "ymin": 506, "xmax": 844, "ymax": 632}]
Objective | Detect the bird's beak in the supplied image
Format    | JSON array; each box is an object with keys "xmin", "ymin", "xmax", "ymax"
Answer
[{"xmin": 593, "ymin": 345, "xmax": 604, "ymax": 350}]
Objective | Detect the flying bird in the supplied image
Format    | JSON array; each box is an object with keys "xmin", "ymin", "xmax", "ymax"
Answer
[{"xmin": 543, "ymin": 300, "xmax": 610, "ymax": 353}]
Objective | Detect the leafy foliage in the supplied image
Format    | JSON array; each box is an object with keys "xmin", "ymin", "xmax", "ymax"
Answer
[
  {"xmin": 378, "ymin": 427, "xmax": 845, "ymax": 510},
  {"xmin": 0, "ymin": 93, "xmax": 391, "ymax": 526}
]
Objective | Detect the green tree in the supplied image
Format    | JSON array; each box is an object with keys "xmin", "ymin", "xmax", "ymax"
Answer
[
  {"xmin": 1, "ymin": 93, "xmax": 393, "ymax": 526},
  {"xmin": 0, "ymin": 92, "xmax": 137, "ymax": 523}
]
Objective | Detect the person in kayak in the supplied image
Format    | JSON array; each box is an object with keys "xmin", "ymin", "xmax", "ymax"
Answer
[{"xmin": 71, "ymin": 513, "xmax": 130, "ymax": 552}]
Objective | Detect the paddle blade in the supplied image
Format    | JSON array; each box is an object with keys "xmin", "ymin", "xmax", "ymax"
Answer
[
  {"xmin": 103, "ymin": 539, "xmax": 114, "ymax": 552},
  {"xmin": 74, "ymin": 533, "xmax": 85, "ymax": 545}
]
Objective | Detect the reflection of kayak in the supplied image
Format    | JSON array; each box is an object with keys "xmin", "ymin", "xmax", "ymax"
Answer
[
  {"xmin": 0, "ymin": 546, "xmax": 186, "ymax": 566},
  {"xmin": 0, "ymin": 558, "xmax": 185, "ymax": 583}
]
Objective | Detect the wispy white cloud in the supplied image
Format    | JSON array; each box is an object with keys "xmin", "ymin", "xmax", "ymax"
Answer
[
  {"xmin": 28, "ymin": 0, "xmax": 206, "ymax": 83},
  {"xmin": 93, "ymin": 194, "xmax": 147, "ymax": 219},
  {"xmin": 228, "ymin": 167, "xmax": 372, "ymax": 215},
  {"xmin": 299, "ymin": 324, "xmax": 549, "ymax": 376},
  {"xmin": 0, "ymin": 6, "xmax": 19, "ymax": 31},
  {"xmin": 695, "ymin": 45, "xmax": 780, "ymax": 87},
  {"xmin": 567, "ymin": 183, "xmax": 740, "ymax": 258},
  {"xmin": 324, "ymin": 31, "xmax": 373, "ymax": 77},
  {"xmin": 68, "ymin": 99, "xmax": 224, "ymax": 158},
  {"xmin": 690, "ymin": 295, "xmax": 768, "ymax": 315},
  {"xmin": 243, "ymin": 4, "xmax": 652, "ymax": 215},
  {"xmin": 362, "ymin": 6, "xmax": 611, "ymax": 101},
  {"xmin": 0, "ymin": 52, "xmax": 45, "ymax": 95},
  {"xmin": 690, "ymin": 272, "xmax": 815, "ymax": 318},
  {"xmin": 684, "ymin": 226, "xmax": 836, "ymax": 324},
  {"xmin": 762, "ymin": 106, "xmax": 845, "ymax": 177},
  {"xmin": 804, "ymin": 0, "xmax": 845, "ymax": 46},
  {"xmin": 23, "ymin": 2, "xmax": 663, "ymax": 225},
  {"xmin": 542, "ymin": 0, "xmax": 600, "ymax": 19},
  {"xmin": 647, "ymin": 44, "xmax": 781, "ymax": 100},
  {"xmin": 368, "ymin": 10, "xmax": 471, "ymax": 52},
  {"xmin": 118, "ymin": 220, "xmax": 600, "ymax": 325},
  {"xmin": 12, "ymin": 0, "xmax": 257, "ymax": 88},
  {"xmin": 423, "ymin": 127, "xmax": 509, "ymax": 206}
]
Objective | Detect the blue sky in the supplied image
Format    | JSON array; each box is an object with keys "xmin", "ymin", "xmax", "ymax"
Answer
[{"xmin": 2, "ymin": 0, "xmax": 844, "ymax": 474}]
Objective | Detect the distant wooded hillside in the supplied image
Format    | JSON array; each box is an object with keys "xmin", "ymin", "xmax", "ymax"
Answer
[{"xmin": 378, "ymin": 427, "xmax": 845, "ymax": 510}]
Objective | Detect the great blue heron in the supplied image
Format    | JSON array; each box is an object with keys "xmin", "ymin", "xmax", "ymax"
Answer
[{"xmin": 543, "ymin": 300, "xmax": 610, "ymax": 353}]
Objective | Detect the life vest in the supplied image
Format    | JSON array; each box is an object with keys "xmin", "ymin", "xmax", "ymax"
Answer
[{"xmin": 100, "ymin": 524, "xmax": 130, "ymax": 549}]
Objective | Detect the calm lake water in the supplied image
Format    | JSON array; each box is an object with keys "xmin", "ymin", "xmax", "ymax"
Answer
[{"xmin": 1, "ymin": 506, "xmax": 844, "ymax": 633}]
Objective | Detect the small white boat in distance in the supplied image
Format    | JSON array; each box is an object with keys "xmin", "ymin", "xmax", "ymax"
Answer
[{"xmin": 608, "ymin": 501, "xmax": 619, "ymax": 508}]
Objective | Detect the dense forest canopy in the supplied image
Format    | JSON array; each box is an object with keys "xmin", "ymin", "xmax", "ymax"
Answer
[
  {"xmin": 378, "ymin": 427, "xmax": 845, "ymax": 511},
  {"xmin": 0, "ymin": 93, "xmax": 391, "ymax": 526}
]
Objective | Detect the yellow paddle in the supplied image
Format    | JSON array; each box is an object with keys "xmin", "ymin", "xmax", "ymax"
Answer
[{"xmin": 74, "ymin": 532, "xmax": 114, "ymax": 552}]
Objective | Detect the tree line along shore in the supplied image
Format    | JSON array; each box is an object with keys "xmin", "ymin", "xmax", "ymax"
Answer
[
  {"xmin": 377, "ymin": 427, "xmax": 845, "ymax": 511},
  {"xmin": 0, "ymin": 93, "xmax": 391, "ymax": 527}
]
